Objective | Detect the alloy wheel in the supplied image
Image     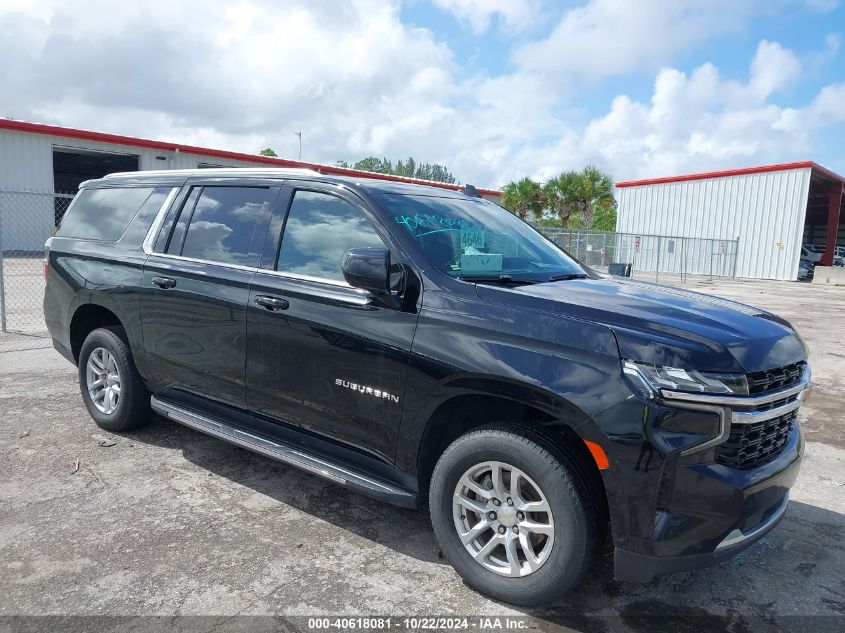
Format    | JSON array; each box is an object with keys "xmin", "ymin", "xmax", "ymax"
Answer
[
  {"xmin": 86, "ymin": 347, "xmax": 121, "ymax": 415},
  {"xmin": 452, "ymin": 460, "xmax": 555, "ymax": 577}
]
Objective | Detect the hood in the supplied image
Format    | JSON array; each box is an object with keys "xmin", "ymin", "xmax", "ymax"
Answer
[{"xmin": 475, "ymin": 276, "xmax": 806, "ymax": 373}]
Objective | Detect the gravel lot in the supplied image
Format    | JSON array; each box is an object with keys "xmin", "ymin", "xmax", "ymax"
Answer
[{"xmin": 0, "ymin": 278, "xmax": 843, "ymax": 632}]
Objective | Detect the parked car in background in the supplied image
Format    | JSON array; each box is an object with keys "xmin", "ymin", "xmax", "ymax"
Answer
[
  {"xmin": 802, "ymin": 244, "xmax": 844, "ymax": 266},
  {"xmin": 798, "ymin": 258, "xmax": 814, "ymax": 280},
  {"xmin": 45, "ymin": 168, "xmax": 811, "ymax": 606},
  {"xmin": 801, "ymin": 246, "xmax": 822, "ymax": 263}
]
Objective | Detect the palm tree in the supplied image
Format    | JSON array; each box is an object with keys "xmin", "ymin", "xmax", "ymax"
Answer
[
  {"xmin": 543, "ymin": 166, "xmax": 615, "ymax": 229},
  {"xmin": 578, "ymin": 165, "xmax": 615, "ymax": 229},
  {"xmin": 501, "ymin": 177, "xmax": 543, "ymax": 220},
  {"xmin": 543, "ymin": 171, "xmax": 580, "ymax": 227}
]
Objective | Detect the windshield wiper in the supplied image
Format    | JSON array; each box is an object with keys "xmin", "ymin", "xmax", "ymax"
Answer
[
  {"xmin": 546, "ymin": 273, "xmax": 588, "ymax": 282},
  {"xmin": 456, "ymin": 274, "xmax": 538, "ymax": 285}
]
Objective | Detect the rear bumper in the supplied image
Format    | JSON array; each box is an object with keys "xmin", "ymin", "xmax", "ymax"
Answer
[{"xmin": 614, "ymin": 492, "xmax": 790, "ymax": 582}]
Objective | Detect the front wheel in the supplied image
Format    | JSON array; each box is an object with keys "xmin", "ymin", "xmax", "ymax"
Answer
[
  {"xmin": 78, "ymin": 326, "xmax": 152, "ymax": 432},
  {"xmin": 429, "ymin": 426, "xmax": 599, "ymax": 606}
]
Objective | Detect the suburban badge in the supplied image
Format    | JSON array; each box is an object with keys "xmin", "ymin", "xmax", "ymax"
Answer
[{"xmin": 335, "ymin": 378, "xmax": 400, "ymax": 403}]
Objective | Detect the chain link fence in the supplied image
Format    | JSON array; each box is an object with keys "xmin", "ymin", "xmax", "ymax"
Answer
[
  {"xmin": 0, "ymin": 190, "xmax": 740, "ymax": 345},
  {"xmin": 0, "ymin": 190, "xmax": 73, "ymax": 343},
  {"xmin": 537, "ymin": 228, "xmax": 739, "ymax": 283}
]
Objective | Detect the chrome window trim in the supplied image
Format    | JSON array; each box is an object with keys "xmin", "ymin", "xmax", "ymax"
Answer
[
  {"xmin": 141, "ymin": 187, "xmax": 179, "ymax": 255},
  {"xmin": 261, "ymin": 268, "xmax": 358, "ymax": 289},
  {"xmin": 144, "ymin": 251, "xmax": 259, "ymax": 273},
  {"xmin": 139, "ymin": 187, "xmax": 374, "ymax": 303},
  {"xmin": 254, "ymin": 269, "xmax": 372, "ymax": 305}
]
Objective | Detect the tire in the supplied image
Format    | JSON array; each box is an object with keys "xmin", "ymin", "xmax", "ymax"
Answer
[
  {"xmin": 78, "ymin": 326, "xmax": 152, "ymax": 432},
  {"xmin": 429, "ymin": 425, "xmax": 598, "ymax": 606}
]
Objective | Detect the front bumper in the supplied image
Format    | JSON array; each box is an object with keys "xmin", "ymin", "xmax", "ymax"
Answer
[
  {"xmin": 596, "ymin": 366, "xmax": 809, "ymax": 582},
  {"xmin": 615, "ymin": 487, "xmax": 792, "ymax": 582}
]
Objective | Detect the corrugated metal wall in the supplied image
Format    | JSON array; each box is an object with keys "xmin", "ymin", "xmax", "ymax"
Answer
[
  {"xmin": 616, "ymin": 168, "xmax": 811, "ymax": 280},
  {"xmin": 0, "ymin": 129, "xmax": 284, "ymax": 251},
  {"xmin": 0, "ymin": 128, "xmax": 275, "ymax": 191}
]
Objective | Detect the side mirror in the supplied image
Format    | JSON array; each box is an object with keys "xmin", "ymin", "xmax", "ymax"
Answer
[{"xmin": 341, "ymin": 247, "xmax": 390, "ymax": 292}]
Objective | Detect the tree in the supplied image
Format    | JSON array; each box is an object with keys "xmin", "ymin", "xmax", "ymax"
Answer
[
  {"xmin": 542, "ymin": 166, "xmax": 616, "ymax": 230},
  {"xmin": 578, "ymin": 165, "xmax": 615, "ymax": 229},
  {"xmin": 353, "ymin": 156, "xmax": 393, "ymax": 174},
  {"xmin": 543, "ymin": 171, "xmax": 581, "ymax": 227},
  {"xmin": 343, "ymin": 155, "xmax": 457, "ymax": 183},
  {"xmin": 260, "ymin": 148, "xmax": 278, "ymax": 157},
  {"xmin": 591, "ymin": 197, "xmax": 618, "ymax": 232},
  {"xmin": 501, "ymin": 177, "xmax": 543, "ymax": 220}
]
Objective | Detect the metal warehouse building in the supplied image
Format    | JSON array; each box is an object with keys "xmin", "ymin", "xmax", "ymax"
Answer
[
  {"xmin": 0, "ymin": 118, "xmax": 501, "ymax": 253},
  {"xmin": 616, "ymin": 162, "xmax": 845, "ymax": 281}
]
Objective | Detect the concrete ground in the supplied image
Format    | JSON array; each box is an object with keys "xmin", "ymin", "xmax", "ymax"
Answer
[{"xmin": 0, "ymin": 278, "xmax": 843, "ymax": 632}]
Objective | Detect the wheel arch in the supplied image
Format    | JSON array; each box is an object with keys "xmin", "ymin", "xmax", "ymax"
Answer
[
  {"xmin": 68, "ymin": 303, "xmax": 124, "ymax": 363},
  {"xmin": 413, "ymin": 387, "xmax": 609, "ymax": 524}
]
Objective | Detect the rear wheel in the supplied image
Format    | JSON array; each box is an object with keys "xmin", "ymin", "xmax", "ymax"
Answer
[
  {"xmin": 429, "ymin": 426, "xmax": 598, "ymax": 606},
  {"xmin": 78, "ymin": 326, "xmax": 152, "ymax": 432}
]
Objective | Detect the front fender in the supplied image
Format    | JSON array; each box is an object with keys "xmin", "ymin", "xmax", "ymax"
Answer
[{"xmin": 395, "ymin": 288, "xmax": 632, "ymax": 472}]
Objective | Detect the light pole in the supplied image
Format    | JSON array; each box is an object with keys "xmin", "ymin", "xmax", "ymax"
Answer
[{"xmin": 294, "ymin": 132, "xmax": 301, "ymax": 160}]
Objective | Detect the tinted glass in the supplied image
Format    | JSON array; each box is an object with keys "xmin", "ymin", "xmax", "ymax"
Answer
[
  {"xmin": 179, "ymin": 187, "xmax": 273, "ymax": 266},
  {"xmin": 277, "ymin": 191, "xmax": 384, "ymax": 281},
  {"xmin": 376, "ymin": 193, "xmax": 585, "ymax": 281},
  {"xmin": 119, "ymin": 187, "xmax": 172, "ymax": 246},
  {"xmin": 59, "ymin": 187, "xmax": 154, "ymax": 241},
  {"xmin": 166, "ymin": 187, "xmax": 200, "ymax": 255}
]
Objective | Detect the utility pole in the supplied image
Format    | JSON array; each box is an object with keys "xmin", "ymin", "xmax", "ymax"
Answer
[{"xmin": 294, "ymin": 132, "xmax": 301, "ymax": 160}]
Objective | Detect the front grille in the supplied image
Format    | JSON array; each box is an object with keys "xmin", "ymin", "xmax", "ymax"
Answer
[
  {"xmin": 715, "ymin": 413, "xmax": 795, "ymax": 470},
  {"xmin": 746, "ymin": 361, "xmax": 805, "ymax": 395}
]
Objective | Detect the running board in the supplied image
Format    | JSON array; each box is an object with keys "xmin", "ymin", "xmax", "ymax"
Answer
[{"xmin": 151, "ymin": 396, "xmax": 417, "ymax": 507}]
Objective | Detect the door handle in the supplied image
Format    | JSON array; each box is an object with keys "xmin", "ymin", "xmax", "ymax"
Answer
[
  {"xmin": 151, "ymin": 276, "xmax": 177, "ymax": 289},
  {"xmin": 255, "ymin": 295, "xmax": 289, "ymax": 311}
]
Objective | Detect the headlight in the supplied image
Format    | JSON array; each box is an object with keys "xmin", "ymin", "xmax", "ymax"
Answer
[{"xmin": 623, "ymin": 360, "xmax": 748, "ymax": 397}]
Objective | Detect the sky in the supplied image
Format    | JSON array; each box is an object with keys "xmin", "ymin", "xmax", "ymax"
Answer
[{"xmin": 1, "ymin": 0, "xmax": 844, "ymax": 189}]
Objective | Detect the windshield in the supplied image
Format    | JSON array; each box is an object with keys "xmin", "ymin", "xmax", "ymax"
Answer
[{"xmin": 376, "ymin": 193, "xmax": 585, "ymax": 282}]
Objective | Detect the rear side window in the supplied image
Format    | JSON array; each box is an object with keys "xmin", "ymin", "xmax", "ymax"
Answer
[
  {"xmin": 58, "ymin": 187, "xmax": 154, "ymax": 241},
  {"xmin": 276, "ymin": 190, "xmax": 385, "ymax": 282},
  {"xmin": 175, "ymin": 186, "xmax": 274, "ymax": 266},
  {"xmin": 119, "ymin": 187, "xmax": 173, "ymax": 246}
]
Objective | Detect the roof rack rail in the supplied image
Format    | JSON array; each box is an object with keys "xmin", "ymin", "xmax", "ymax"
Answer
[{"xmin": 102, "ymin": 167, "xmax": 321, "ymax": 179}]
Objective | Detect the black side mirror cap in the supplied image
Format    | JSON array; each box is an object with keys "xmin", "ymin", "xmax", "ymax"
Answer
[{"xmin": 341, "ymin": 247, "xmax": 391, "ymax": 292}]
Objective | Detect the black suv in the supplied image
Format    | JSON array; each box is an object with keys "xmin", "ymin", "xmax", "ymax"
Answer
[{"xmin": 44, "ymin": 168, "xmax": 809, "ymax": 605}]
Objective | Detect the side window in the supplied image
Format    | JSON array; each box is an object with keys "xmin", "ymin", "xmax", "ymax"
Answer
[
  {"xmin": 174, "ymin": 186, "xmax": 274, "ymax": 266},
  {"xmin": 276, "ymin": 190, "xmax": 385, "ymax": 282},
  {"xmin": 119, "ymin": 187, "xmax": 173, "ymax": 246},
  {"xmin": 58, "ymin": 187, "xmax": 154, "ymax": 241}
]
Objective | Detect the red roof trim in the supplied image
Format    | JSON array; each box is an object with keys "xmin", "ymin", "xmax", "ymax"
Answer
[
  {"xmin": 0, "ymin": 118, "xmax": 501, "ymax": 197},
  {"xmin": 616, "ymin": 161, "xmax": 845, "ymax": 188}
]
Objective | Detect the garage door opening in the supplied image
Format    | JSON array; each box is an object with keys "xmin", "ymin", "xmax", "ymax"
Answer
[
  {"xmin": 802, "ymin": 167, "xmax": 844, "ymax": 267},
  {"xmin": 53, "ymin": 146, "xmax": 139, "ymax": 224}
]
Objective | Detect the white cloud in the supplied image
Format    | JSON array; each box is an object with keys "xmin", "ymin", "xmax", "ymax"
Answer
[
  {"xmin": 805, "ymin": 82, "xmax": 845, "ymax": 123},
  {"xmin": 549, "ymin": 41, "xmax": 823, "ymax": 180},
  {"xmin": 430, "ymin": 0, "xmax": 542, "ymax": 34},
  {"xmin": 513, "ymin": 0, "xmax": 752, "ymax": 81},
  {"xmin": 748, "ymin": 40, "xmax": 801, "ymax": 99},
  {"xmin": 0, "ymin": 0, "xmax": 456, "ymax": 162},
  {"xmin": 0, "ymin": 0, "xmax": 842, "ymax": 188}
]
